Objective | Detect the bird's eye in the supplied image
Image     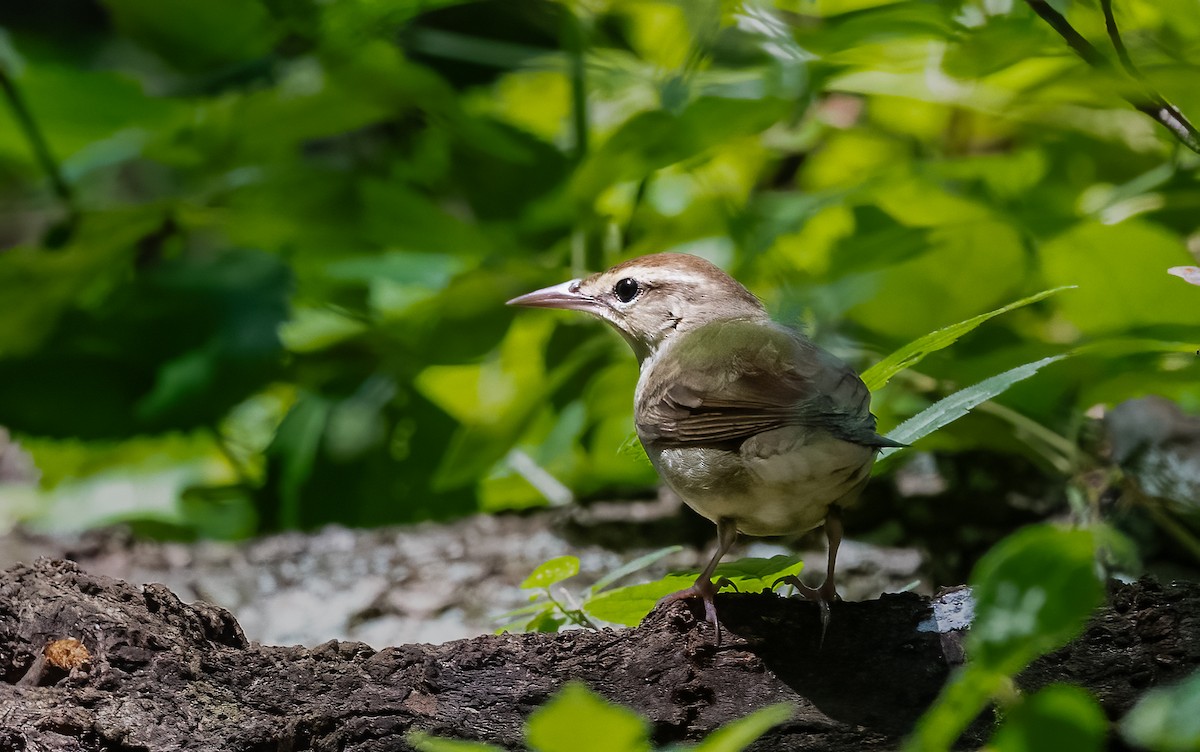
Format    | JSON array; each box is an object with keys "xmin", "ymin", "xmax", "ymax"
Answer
[{"xmin": 613, "ymin": 278, "xmax": 640, "ymax": 303}]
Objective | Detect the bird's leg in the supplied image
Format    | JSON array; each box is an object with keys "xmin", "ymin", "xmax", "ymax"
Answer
[
  {"xmin": 774, "ymin": 506, "xmax": 843, "ymax": 642},
  {"xmin": 659, "ymin": 517, "xmax": 739, "ymax": 643}
]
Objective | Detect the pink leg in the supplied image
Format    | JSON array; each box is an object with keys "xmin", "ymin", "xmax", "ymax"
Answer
[
  {"xmin": 659, "ymin": 517, "xmax": 738, "ymax": 644},
  {"xmin": 775, "ymin": 507, "xmax": 843, "ymax": 642}
]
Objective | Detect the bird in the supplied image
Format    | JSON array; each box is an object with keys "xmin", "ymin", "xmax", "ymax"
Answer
[{"xmin": 507, "ymin": 252, "xmax": 898, "ymax": 641}]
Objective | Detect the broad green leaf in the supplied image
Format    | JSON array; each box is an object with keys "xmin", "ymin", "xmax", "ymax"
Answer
[
  {"xmin": 990, "ymin": 684, "xmax": 1106, "ymax": 752},
  {"xmin": 521, "ymin": 555, "xmax": 580, "ymax": 589},
  {"xmin": 585, "ymin": 575, "xmax": 696, "ymax": 626},
  {"xmin": 1041, "ymin": 221, "xmax": 1197, "ymax": 335},
  {"xmin": 590, "ymin": 546, "xmax": 683, "ymax": 594},
  {"xmin": 969, "ymin": 525, "xmax": 1102, "ymax": 675},
  {"xmin": 526, "ymin": 682, "xmax": 651, "ymax": 752},
  {"xmin": 713, "ymin": 556, "xmax": 805, "ymax": 593},
  {"xmin": 861, "ymin": 287, "xmax": 1074, "ymax": 392},
  {"xmin": 586, "ymin": 557, "xmax": 804, "ymax": 626},
  {"xmin": 690, "ymin": 703, "xmax": 794, "ymax": 752},
  {"xmin": 1121, "ymin": 669, "xmax": 1200, "ymax": 752},
  {"xmin": 880, "ymin": 355, "xmax": 1068, "ymax": 459},
  {"xmin": 408, "ymin": 731, "xmax": 506, "ymax": 752},
  {"xmin": 847, "ymin": 219, "xmax": 1028, "ymax": 341},
  {"xmin": 907, "ymin": 526, "xmax": 1102, "ymax": 752}
]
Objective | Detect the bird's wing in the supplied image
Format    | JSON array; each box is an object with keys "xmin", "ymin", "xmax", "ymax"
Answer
[{"xmin": 636, "ymin": 320, "xmax": 895, "ymax": 448}]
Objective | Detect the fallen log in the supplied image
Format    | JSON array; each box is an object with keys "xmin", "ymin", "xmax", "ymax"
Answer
[{"xmin": 1, "ymin": 558, "xmax": 1196, "ymax": 751}]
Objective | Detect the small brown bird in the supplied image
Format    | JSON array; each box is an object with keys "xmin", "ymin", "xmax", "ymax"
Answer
[{"xmin": 508, "ymin": 253, "xmax": 897, "ymax": 639}]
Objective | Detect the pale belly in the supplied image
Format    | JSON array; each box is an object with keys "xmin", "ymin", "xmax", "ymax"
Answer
[{"xmin": 645, "ymin": 429, "xmax": 874, "ymax": 537}]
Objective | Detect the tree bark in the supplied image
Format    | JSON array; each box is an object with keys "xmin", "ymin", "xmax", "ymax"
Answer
[{"xmin": 1, "ymin": 558, "xmax": 1197, "ymax": 751}]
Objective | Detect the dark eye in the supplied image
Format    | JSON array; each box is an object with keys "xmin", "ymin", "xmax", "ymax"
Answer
[{"xmin": 613, "ymin": 277, "xmax": 640, "ymax": 303}]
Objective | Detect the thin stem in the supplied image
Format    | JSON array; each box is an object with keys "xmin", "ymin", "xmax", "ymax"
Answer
[
  {"xmin": 563, "ymin": 9, "xmax": 589, "ymax": 163},
  {"xmin": 1024, "ymin": 0, "xmax": 1200, "ymax": 155},
  {"xmin": 0, "ymin": 66, "xmax": 76, "ymax": 213},
  {"xmin": 1099, "ymin": 0, "xmax": 1138, "ymax": 79}
]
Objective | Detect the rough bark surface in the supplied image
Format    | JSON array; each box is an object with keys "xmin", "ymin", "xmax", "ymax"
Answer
[{"xmin": 1, "ymin": 559, "xmax": 1197, "ymax": 752}]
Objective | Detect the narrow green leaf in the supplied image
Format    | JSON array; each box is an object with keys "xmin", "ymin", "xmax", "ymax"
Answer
[
  {"xmin": 880, "ymin": 355, "xmax": 1068, "ymax": 459},
  {"xmin": 1121, "ymin": 669, "xmax": 1200, "ymax": 752},
  {"xmin": 862, "ymin": 286, "xmax": 1073, "ymax": 392},
  {"xmin": 521, "ymin": 555, "xmax": 580, "ymax": 589},
  {"xmin": 590, "ymin": 545, "xmax": 683, "ymax": 594},
  {"xmin": 690, "ymin": 703, "xmax": 794, "ymax": 752}
]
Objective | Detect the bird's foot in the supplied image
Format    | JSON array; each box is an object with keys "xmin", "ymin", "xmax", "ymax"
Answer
[
  {"xmin": 659, "ymin": 576, "xmax": 735, "ymax": 644},
  {"xmin": 773, "ymin": 575, "xmax": 840, "ymax": 646}
]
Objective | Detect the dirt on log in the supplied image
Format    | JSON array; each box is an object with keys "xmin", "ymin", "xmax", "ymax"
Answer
[{"xmin": 0, "ymin": 559, "xmax": 1197, "ymax": 751}]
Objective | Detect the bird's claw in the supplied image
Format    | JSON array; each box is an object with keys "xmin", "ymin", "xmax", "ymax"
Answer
[
  {"xmin": 659, "ymin": 576, "xmax": 735, "ymax": 645},
  {"xmin": 774, "ymin": 575, "xmax": 839, "ymax": 646}
]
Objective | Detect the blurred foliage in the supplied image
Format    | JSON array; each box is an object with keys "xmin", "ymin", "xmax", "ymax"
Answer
[
  {"xmin": 1121, "ymin": 667, "xmax": 1200, "ymax": 752},
  {"xmin": 409, "ymin": 681, "xmax": 791, "ymax": 752},
  {"xmin": 0, "ymin": 0, "xmax": 1199, "ymax": 538},
  {"xmin": 906, "ymin": 524, "xmax": 1106, "ymax": 751}
]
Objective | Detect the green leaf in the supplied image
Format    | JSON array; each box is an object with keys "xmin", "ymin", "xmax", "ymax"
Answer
[
  {"xmin": 407, "ymin": 731, "xmax": 507, "ymax": 752},
  {"xmin": 585, "ymin": 575, "xmax": 695, "ymax": 627},
  {"xmin": 1121, "ymin": 669, "xmax": 1200, "ymax": 752},
  {"xmin": 906, "ymin": 526, "xmax": 1102, "ymax": 752},
  {"xmin": 1041, "ymin": 221, "xmax": 1198, "ymax": 336},
  {"xmin": 968, "ymin": 525, "xmax": 1102, "ymax": 675},
  {"xmin": 590, "ymin": 546, "xmax": 683, "ymax": 594},
  {"xmin": 690, "ymin": 703, "xmax": 793, "ymax": 752},
  {"xmin": 585, "ymin": 556, "xmax": 804, "ymax": 626},
  {"xmin": 521, "ymin": 555, "xmax": 580, "ymax": 589},
  {"xmin": 570, "ymin": 97, "xmax": 789, "ymax": 202},
  {"xmin": 990, "ymin": 684, "xmax": 1106, "ymax": 752},
  {"xmin": 526, "ymin": 682, "xmax": 651, "ymax": 752},
  {"xmin": 713, "ymin": 555, "xmax": 805, "ymax": 593},
  {"xmin": 861, "ymin": 287, "xmax": 1074, "ymax": 392},
  {"xmin": 880, "ymin": 355, "xmax": 1069, "ymax": 459}
]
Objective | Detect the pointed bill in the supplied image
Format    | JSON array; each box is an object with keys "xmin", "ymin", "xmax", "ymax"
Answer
[{"xmin": 506, "ymin": 279, "xmax": 598, "ymax": 312}]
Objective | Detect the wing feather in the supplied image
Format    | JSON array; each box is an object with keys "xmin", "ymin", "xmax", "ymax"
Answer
[{"xmin": 636, "ymin": 320, "xmax": 894, "ymax": 448}]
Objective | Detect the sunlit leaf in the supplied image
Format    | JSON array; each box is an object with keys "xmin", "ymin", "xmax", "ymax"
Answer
[
  {"xmin": 521, "ymin": 555, "xmax": 580, "ymax": 589},
  {"xmin": 862, "ymin": 287, "xmax": 1074, "ymax": 392},
  {"xmin": 585, "ymin": 556, "xmax": 803, "ymax": 626}
]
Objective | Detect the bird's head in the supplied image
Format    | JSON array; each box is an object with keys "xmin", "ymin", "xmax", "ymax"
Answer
[{"xmin": 507, "ymin": 253, "xmax": 767, "ymax": 362}]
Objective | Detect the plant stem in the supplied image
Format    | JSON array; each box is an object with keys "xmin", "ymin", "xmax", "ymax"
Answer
[
  {"xmin": 1023, "ymin": 0, "xmax": 1200, "ymax": 155},
  {"xmin": 0, "ymin": 65, "xmax": 77, "ymax": 214}
]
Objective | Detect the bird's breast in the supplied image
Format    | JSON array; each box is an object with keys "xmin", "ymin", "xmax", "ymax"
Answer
[{"xmin": 642, "ymin": 428, "xmax": 873, "ymax": 537}]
